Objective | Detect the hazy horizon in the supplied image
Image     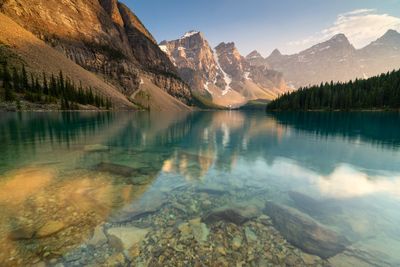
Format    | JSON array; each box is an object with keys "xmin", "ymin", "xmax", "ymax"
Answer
[{"xmin": 124, "ymin": 0, "xmax": 400, "ymax": 57}]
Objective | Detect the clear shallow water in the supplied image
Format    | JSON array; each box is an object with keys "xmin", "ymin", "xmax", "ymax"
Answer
[{"xmin": 0, "ymin": 111, "xmax": 400, "ymax": 266}]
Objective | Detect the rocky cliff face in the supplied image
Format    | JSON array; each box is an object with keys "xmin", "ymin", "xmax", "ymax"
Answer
[
  {"xmin": 246, "ymin": 50, "xmax": 270, "ymax": 68},
  {"xmin": 160, "ymin": 31, "xmax": 290, "ymax": 108},
  {"xmin": 0, "ymin": 0, "xmax": 192, "ymax": 105},
  {"xmin": 216, "ymin": 43, "xmax": 287, "ymax": 97},
  {"xmin": 266, "ymin": 30, "xmax": 400, "ymax": 88},
  {"xmin": 159, "ymin": 31, "xmax": 226, "ymax": 96}
]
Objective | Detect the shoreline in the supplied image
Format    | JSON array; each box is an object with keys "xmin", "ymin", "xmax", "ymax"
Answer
[{"xmin": 267, "ymin": 108, "xmax": 400, "ymax": 113}]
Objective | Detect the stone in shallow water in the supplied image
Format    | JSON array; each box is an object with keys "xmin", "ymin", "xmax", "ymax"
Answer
[
  {"xmin": 329, "ymin": 236, "xmax": 400, "ymax": 267},
  {"xmin": 264, "ymin": 201, "xmax": 350, "ymax": 259},
  {"xmin": 94, "ymin": 162, "xmax": 154, "ymax": 185},
  {"xmin": 196, "ymin": 184, "xmax": 228, "ymax": 195},
  {"xmin": 244, "ymin": 227, "xmax": 257, "ymax": 242},
  {"xmin": 232, "ymin": 236, "xmax": 242, "ymax": 250},
  {"xmin": 107, "ymin": 226, "xmax": 149, "ymax": 250},
  {"xmin": 110, "ymin": 194, "xmax": 168, "ymax": 223},
  {"xmin": 202, "ymin": 205, "xmax": 260, "ymax": 225},
  {"xmin": 88, "ymin": 226, "xmax": 107, "ymax": 247},
  {"xmin": 104, "ymin": 253, "xmax": 126, "ymax": 266},
  {"xmin": 8, "ymin": 227, "xmax": 35, "ymax": 240},
  {"xmin": 288, "ymin": 191, "xmax": 342, "ymax": 217},
  {"xmin": 129, "ymin": 175, "xmax": 152, "ymax": 185},
  {"xmin": 35, "ymin": 220, "xmax": 66, "ymax": 238},
  {"xmin": 94, "ymin": 162, "xmax": 136, "ymax": 177},
  {"xmin": 84, "ymin": 144, "xmax": 110, "ymax": 153},
  {"xmin": 178, "ymin": 218, "xmax": 209, "ymax": 243}
]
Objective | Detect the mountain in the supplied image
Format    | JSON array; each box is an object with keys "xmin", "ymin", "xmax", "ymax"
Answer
[
  {"xmin": 358, "ymin": 29, "xmax": 400, "ymax": 77},
  {"xmin": 246, "ymin": 50, "xmax": 270, "ymax": 68},
  {"xmin": 266, "ymin": 30, "xmax": 400, "ymax": 89},
  {"xmin": 160, "ymin": 31, "xmax": 290, "ymax": 108},
  {"xmin": 0, "ymin": 0, "xmax": 192, "ymax": 111}
]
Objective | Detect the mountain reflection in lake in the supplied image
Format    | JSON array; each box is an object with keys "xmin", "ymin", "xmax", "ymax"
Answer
[{"xmin": 0, "ymin": 111, "xmax": 399, "ymax": 266}]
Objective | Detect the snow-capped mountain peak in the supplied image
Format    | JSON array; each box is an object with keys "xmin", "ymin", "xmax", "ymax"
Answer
[
  {"xmin": 161, "ymin": 31, "xmax": 290, "ymax": 107},
  {"xmin": 182, "ymin": 30, "xmax": 201, "ymax": 39}
]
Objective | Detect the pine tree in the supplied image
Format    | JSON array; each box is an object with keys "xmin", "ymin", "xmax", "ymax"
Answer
[
  {"xmin": 21, "ymin": 65, "xmax": 29, "ymax": 91},
  {"xmin": 12, "ymin": 67, "xmax": 21, "ymax": 92},
  {"xmin": 3, "ymin": 62, "xmax": 14, "ymax": 101},
  {"xmin": 35, "ymin": 76, "xmax": 42, "ymax": 101},
  {"xmin": 30, "ymin": 73, "xmax": 35, "ymax": 93},
  {"xmin": 50, "ymin": 73, "xmax": 57, "ymax": 96},
  {"xmin": 59, "ymin": 70, "xmax": 65, "ymax": 93},
  {"xmin": 43, "ymin": 72, "xmax": 49, "ymax": 95}
]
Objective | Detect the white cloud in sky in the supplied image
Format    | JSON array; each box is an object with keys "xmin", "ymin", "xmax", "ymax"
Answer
[{"xmin": 289, "ymin": 9, "xmax": 400, "ymax": 51}]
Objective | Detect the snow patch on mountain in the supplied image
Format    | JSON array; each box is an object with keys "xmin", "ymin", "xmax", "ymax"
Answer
[
  {"xmin": 182, "ymin": 31, "xmax": 199, "ymax": 39},
  {"xmin": 213, "ymin": 51, "xmax": 232, "ymax": 93},
  {"xmin": 159, "ymin": 45, "xmax": 169, "ymax": 54},
  {"xmin": 204, "ymin": 81, "xmax": 213, "ymax": 95},
  {"xmin": 319, "ymin": 46, "xmax": 331, "ymax": 51}
]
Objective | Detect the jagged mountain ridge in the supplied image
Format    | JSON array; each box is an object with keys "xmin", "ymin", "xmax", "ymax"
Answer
[
  {"xmin": 264, "ymin": 30, "xmax": 400, "ymax": 88},
  {"xmin": 0, "ymin": 0, "xmax": 192, "ymax": 109},
  {"xmin": 160, "ymin": 31, "xmax": 290, "ymax": 108}
]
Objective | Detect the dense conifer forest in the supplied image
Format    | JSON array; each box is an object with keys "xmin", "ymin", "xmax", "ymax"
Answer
[
  {"xmin": 267, "ymin": 69, "xmax": 400, "ymax": 111},
  {"xmin": 0, "ymin": 60, "xmax": 112, "ymax": 110}
]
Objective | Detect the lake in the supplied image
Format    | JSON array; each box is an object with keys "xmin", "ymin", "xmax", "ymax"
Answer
[{"xmin": 0, "ymin": 111, "xmax": 400, "ymax": 266}]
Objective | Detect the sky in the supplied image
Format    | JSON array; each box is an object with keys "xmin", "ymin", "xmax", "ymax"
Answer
[{"xmin": 122, "ymin": 0, "xmax": 400, "ymax": 56}]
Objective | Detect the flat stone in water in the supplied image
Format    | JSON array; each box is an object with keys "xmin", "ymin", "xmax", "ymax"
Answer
[
  {"xmin": 107, "ymin": 226, "xmax": 149, "ymax": 250},
  {"xmin": 232, "ymin": 236, "xmax": 242, "ymax": 250},
  {"xmin": 264, "ymin": 201, "xmax": 350, "ymax": 259},
  {"xmin": 94, "ymin": 162, "xmax": 136, "ymax": 177},
  {"xmin": 8, "ymin": 227, "xmax": 35, "ymax": 240},
  {"xmin": 196, "ymin": 184, "xmax": 228, "ymax": 195},
  {"xmin": 202, "ymin": 205, "xmax": 260, "ymax": 225},
  {"xmin": 178, "ymin": 218, "xmax": 209, "ymax": 243},
  {"xmin": 35, "ymin": 220, "xmax": 66, "ymax": 238},
  {"xmin": 110, "ymin": 194, "xmax": 168, "ymax": 223},
  {"xmin": 244, "ymin": 227, "xmax": 258, "ymax": 242},
  {"xmin": 130, "ymin": 175, "xmax": 152, "ymax": 185},
  {"xmin": 289, "ymin": 191, "xmax": 341, "ymax": 218},
  {"xmin": 84, "ymin": 144, "xmax": 110, "ymax": 153},
  {"xmin": 88, "ymin": 226, "xmax": 107, "ymax": 247}
]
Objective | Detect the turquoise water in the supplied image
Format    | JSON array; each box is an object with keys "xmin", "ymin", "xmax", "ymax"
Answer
[{"xmin": 0, "ymin": 111, "xmax": 400, "ymax": 266}]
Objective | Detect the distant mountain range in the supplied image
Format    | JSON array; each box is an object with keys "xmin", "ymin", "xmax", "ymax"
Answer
[
  {"xmin": 263, "ymin": 30, "xmax": 400, "ymax": 88},
  {"xmin": 160, "ymin": 32, "xmax": 291, "ymax": 108}
]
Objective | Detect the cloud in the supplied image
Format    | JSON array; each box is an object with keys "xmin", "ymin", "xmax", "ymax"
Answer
[
  {"xmin": 289, "ymin": 9, "xmax": 400, "ymax": 51},
  {"xmin": 317, "ymin": 165, "xmax": 400, "ymax": 199}
]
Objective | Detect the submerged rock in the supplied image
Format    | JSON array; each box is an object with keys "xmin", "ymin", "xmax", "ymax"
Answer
[
  {"xmin": 264, "ymin": 201, "xmax": 350, "ymax": 259},
  {"xmin": 8, "ymin": 227, "xmax": 35, "ymax": 240},
  {"xmin": 84, "ymin": 144, "xmax": 110, "ymax": 153},
  {"xmin": 94, "ymin": 162, "xmax": 136, "ymax": 177},
  {"xmin": 178, "ymin": 218, "xmax": 209, "ymax": 243},
  {"xmin": 110, "ymin": 194, "xmax": 168, "ymax": 223},
  {"xmin": 94, "ymin": 162, "xmax": 154, "ymax": 185},
  {"xmin": 289, "ymin": 191, "xmax": 342, "ymax": 217},
  {"xmin": 202, "ymin": 205, "xmax": 260, "ymax": 225},
  {"xmin": 88, "ymin": 226, "xmax": 107, "ymax": 247},
  {"xmin": 232, "ymin": 236, "xmax": 242, "ymax": 250},
  {"xmin": 244, "ymin": 227, "xmax": 258, "ymax": 243},
  {"xmin": 35, "ymin": 220, "xmax": 66, "ymax": 238},
  {"xmin": 107, "ymin": 226, "xmax": 149, "ymax": 250},
  {"xmin": 197, "ymin": 184, "xmax": 228, "ymax": 195}
]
